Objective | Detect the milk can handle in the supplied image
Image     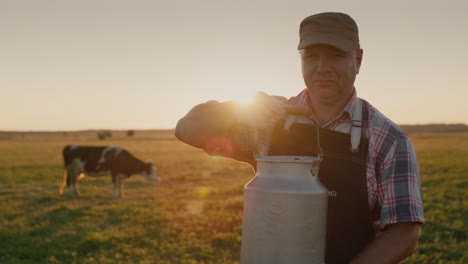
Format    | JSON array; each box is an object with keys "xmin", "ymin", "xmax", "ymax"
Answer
[{"xmin": 314, "ymin": 116, "xmax": 323, "ymax": 158}]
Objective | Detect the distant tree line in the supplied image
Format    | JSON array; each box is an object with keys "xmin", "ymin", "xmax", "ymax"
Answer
[
  {"xmin": 400, "ymin": 123, "xmax": 468, "ymax": 133},
  {"xmin": 1, "ymin": 124, "xmax": 467, "ymax": 139},
  {"xmin": 96, "ymin": 130, "xmax": 135, "ymax": 140},
  {"xmin": 97, "ymin": 131, "xmax": 112, "ymax": 140}
]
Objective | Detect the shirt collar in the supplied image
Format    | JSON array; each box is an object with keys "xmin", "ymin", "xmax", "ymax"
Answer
[
  {"xmin": 288, "ymin": 88, "xmax": 358, "ymax": 124},
  {"xmin": 342, "ymin": 89, "xmax": 358, "ymax": 119}
]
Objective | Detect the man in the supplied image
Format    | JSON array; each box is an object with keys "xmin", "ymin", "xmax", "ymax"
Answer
[{"xmin": 175, "ymin": 12, "xmax": 424, "ymax": 264}]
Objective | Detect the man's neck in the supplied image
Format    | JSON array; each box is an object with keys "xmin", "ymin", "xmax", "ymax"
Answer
[{"xmin": 308, "ymin": 89, "xmax": 355, "ymax": 125}]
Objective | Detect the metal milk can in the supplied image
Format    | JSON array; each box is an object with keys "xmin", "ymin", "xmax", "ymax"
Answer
[{"xmin": 240, "ymin": 155, "xmax": 327, "ymax": 264}]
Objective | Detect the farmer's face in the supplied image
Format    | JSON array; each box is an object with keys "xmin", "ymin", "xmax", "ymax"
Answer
[{"xmin": 301, "ymin": 44, "xmax": 363, "ymax": 104}]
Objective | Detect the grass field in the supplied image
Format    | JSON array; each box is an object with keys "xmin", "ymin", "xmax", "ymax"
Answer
[{"xmin": 0, "ymin": 130, "xmax": 466, "ymax": 264}]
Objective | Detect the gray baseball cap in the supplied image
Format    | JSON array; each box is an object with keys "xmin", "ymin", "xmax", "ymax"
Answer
[{"xmin": 298, "ymin": 12, "xmax": 360, "ymax": 51}]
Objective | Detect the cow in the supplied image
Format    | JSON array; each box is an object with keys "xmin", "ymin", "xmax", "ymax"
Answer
[{"xmin": 60, "ymin": 145, "xmax": 158, "ymax": 198}]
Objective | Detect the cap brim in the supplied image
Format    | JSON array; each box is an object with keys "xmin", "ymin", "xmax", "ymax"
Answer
[{"xmin": 298, "ymin": 34, "xmax": 358, "ymax": 51}]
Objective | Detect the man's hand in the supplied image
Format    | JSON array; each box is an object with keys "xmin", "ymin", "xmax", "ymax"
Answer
[
  {"xmin": 235, "ymin": 92, "xmax": 308, "ymax": 129},
  {"xmin": 351, "ymin": 222, "xmax": 421, "ymax": 264},
  {"xmin": 234, "ymin": 92, "xmax": 288, "ymax": 128}
]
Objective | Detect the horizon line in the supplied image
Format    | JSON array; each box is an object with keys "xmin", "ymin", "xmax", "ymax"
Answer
[{"xmin": 1, "ymin": 123, "xmax": 468, "ymax": 133}]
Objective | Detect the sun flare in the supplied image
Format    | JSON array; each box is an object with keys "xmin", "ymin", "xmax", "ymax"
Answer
[{"xmin": 230, "ymin": 92, "xmax": 256, "ymax": 105}]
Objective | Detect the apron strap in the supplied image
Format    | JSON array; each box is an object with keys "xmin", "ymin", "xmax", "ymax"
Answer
[{"xmin": 351, "ymin": 98, "xmax": 363, "ymax": 152}]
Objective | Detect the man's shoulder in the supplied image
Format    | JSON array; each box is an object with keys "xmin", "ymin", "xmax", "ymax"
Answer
[
  {"xmin": 361, "ymin": 99, "xmax": 408, "ymax": 142},
  {"xmin": 287, "ymin": 89, "xmax": 310, "ymax": 107}
]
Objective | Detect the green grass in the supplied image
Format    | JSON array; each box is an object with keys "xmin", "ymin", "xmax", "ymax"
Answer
[
  {"xmin": 403, "ymin": 133, "xmax": 467, "ymax": 264},
  {"xmin": 0, "ymin": 131, "xmax": 466, "ymax": 263}
]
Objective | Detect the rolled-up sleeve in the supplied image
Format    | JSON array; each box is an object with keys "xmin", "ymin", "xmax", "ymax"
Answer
[
  {"xmin": 203, "ymin": 123, "xmax": 259, "ymax": 167},
  {"xmin": 378, "ymin": 132, "xmax": 425, "ymax": 229}
]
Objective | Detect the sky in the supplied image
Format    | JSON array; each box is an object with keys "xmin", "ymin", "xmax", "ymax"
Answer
[{"xmin": 1, "ymin": 0, "xmax": 467, "ymax": 131}]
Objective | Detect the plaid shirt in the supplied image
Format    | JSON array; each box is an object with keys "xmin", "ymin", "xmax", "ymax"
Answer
[{"xmin": 203, "ymin": 88, "xmax": 425, "ymax": 230}]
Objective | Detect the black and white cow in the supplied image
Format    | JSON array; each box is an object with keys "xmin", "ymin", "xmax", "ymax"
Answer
[{"xmin": 60, "ymin": 145, "xmax": 158, "ymax": 198}]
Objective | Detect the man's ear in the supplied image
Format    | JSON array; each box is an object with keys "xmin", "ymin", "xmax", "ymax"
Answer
[{"xmin": 356, "ymin": 49, "xmax": 363, "ymax": 74}]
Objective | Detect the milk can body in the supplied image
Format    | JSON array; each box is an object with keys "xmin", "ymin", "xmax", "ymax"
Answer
[{"xmin": 240, "ymin": 156, "xmax": 327, "ymax": 264}]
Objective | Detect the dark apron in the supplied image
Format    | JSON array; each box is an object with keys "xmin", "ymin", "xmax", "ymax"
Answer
[{"xmin": 267, "ymin": 117, "xmax": 375, "ymax": 264}]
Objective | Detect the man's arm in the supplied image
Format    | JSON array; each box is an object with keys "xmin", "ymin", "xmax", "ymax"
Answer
[
  {"xmin": 352, "ymin": 129, "xmax": 424, "ymax": 264},
  {"xmin": 175, "ymin": 92, "xmax": 291, "ymax": 149},
  {"xmin": 351, "ymin": 222, "xmax": 421, "ymax": 264},
  {"xmin": 175, "ymin": 101, "xmax": 236, "ymax": 149}
]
